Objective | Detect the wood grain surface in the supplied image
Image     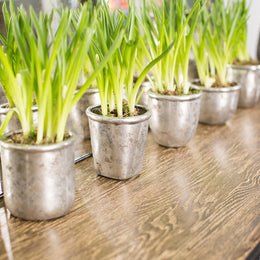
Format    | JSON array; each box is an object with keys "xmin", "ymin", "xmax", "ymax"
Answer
[
  {"xmin": 0, "ymin": 0, "xmax": 258, "ymax": 258},
  {"xmin": 0, "ymin": 102, "xmax": 259, "ymax": 260}
]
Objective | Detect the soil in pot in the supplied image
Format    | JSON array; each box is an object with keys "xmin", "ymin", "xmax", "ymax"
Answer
[
  {"xmin": 193, "ymin": 76, "xmax": 236, "ymax": 88},
  {"xmin": 233, "ymin": 59, "xmax": 260, "ymax": 66},
  {"xmin": 4, "ymin": 131, "xmax": 71, "ymax": 145},
  {"xmin": 157, "ymin": 88, "xmax": 200, "ymax": 96},
  {"xmin": 92, "ymin": 100, "xmax": 147, "ymax": 117}
]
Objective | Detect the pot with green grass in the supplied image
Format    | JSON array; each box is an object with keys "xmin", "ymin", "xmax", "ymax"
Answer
[
  {"xmin": 191, "ymin": 0, "xmax": 241, "ymax": 125},
  {"xmin": 0, "ymin": 2, "xmax": 120, "ymax": 220},
  {"xmin": 86, "ymin": 2, "xmax": 148, "ymax": 180},
  {"xmin": 140, "ymin": 0, "xmax": 202, "ymax": 147},
  {"xmin": 226, "ymin": 0, "xmax": 260, "ymax": 108},
  {"xmin": 86, "ymin": 2, "xmax": 178, "ymax": 180}
]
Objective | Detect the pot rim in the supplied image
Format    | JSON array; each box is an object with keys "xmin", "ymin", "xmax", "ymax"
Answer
[
  {"xmin": 227, "ymin": 64, "xmax": 260, "ymax": 71},
  {"xmin": 148, "ymin": 89, "xmax": 201, "ymax": 101},
  {"xmin": 0, "ymin": 103, "xmax": 38, "ymax": 115},
  {"xmin": 86, "ymin": 104, "xmax": 151, "ymax": 125},
  {"xmin": 0, "ymin": 130, "xmax": 75, "ymax": 152},
  {"xmin": 191, "ymin": 80, "xmax": 241, "ymax": 93}
]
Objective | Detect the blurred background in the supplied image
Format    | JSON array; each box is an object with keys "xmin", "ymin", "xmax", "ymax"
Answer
[{"xmin": 0, "ymin": 0, "xmax": 259, "ymax": 59}]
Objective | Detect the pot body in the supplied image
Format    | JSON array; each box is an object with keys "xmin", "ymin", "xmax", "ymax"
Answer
[
  {"xmin": 227, "ymin": 64, "xmax": 260, "ymax": 108},
  {"xmin": 148, "ymin": 90, "xmax": 201, "ymax": 148},
  {"xmin": 0, "ymin": 103, "xmax": 38, "ymax": 134},
  {"xmin": 192, "ymin": 84, "xmax": 240, "ymax": 125},
  {"xmin": 86, "ymin": 105, "xmax": 151, "ymax": 180},
  {"xmin": 67, "ymin": 88, "xmax": 100, "ymax": 140},
  {"xmin": 0, "ymin": 133, "xmax": 75, "ymax": 221}
]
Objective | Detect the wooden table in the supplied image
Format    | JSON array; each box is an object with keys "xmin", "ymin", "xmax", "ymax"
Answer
[{"xmin": 0, "ymin": 102, "xmax": 260, "ymax": 260}]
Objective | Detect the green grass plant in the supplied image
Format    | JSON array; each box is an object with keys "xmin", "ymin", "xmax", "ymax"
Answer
[
  {"xmin": 203, "ymin": 0, "xmax": 247, "ymax": 86},
  {"xmin": 138, "ymin": 0, "xmax": 203, "ymax": 95},
  {"xmin": 88, "ymin": 1, "xmax": 181, "ymax": 117},
  {"xmin": 0, "ymin": 1, "xmax": 121, "ymax": 143}
]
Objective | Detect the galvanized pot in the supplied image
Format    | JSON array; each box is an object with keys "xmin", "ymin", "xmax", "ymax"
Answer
[
  {"xmin": 0, "ymin": 132, "xmax": 75, "ymax": 221},
  {"xmin": 192, "ymin": 83, "xmax": 240, "ymax": 125},
  {"xmin": 66, "ymin": 88, "xmax": 100, "ymax": 141},
  {"xmin": 86, "ymin": 105, "xmax": 151, "ymax": 180},
  {"xmin": 227, "ymin": 64, "xmax": 260, "ymax": 108},
  {"xmin": 0, "ymin": 103, "xmax": 38, "ymax": 134},
  {"xmin": 148, "ymin": 90, "xmax": 201, "ymax": 148}
]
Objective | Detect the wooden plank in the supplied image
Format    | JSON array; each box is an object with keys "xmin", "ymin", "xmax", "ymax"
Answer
[{"xmin": 0, "ymin": 103, "xmax": 259, "ymax": 260}]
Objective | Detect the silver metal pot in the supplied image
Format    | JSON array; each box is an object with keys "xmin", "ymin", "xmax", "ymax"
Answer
[
  {"xmin": 0, "ymin": 132, "xmax": 75, "ymax": 221},
  {"xmin": 192, "ymin": 83, "xmax": 240, "ymax": 125},
  {"xmin": 66, "ymin": 88, "xmax": 100, "ymax": 141},
  {"xmin": 86, "ymin": 105, "xmax": 151, "ymax": 180},
  {"xmin": 148, "ymin": 90, "xmax": 201, "ymax": 148},
  {"xmin": 0, "ymin": 103, "xmax": 38, "ymax": 134},
  {"xmin": 227, "ymin": 64, "xmax": 260, "ymax": 108}
]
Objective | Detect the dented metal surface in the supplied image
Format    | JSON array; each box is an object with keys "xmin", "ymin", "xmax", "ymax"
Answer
[
  {"xmin": 192, "ymin": 84, "xmax": 240, "ymax": 125},
  {"xmin": 86, "ymin": 105, "xmax": 151, "ymax": 180},
  {"xmin": 0, "ymin": 133, "xmax": 75, "ymax": 221},
  {"xmin": 148, "ymin": 90, "xmax": 201, "ymax": 148},
  {"xmin": 227, "ymin": 64, "xmax": 260, "ymax": 108}
]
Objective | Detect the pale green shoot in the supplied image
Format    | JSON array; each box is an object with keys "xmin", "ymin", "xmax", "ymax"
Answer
[
  {"xmin": 191, "ymin": 4, "xmax": 215, "ymax": 88},
  {"xmin": 89, "ymin": 0, "xmax": 190, "ymax": 117},
  {"xmin": 205, "ymin": 0, "xmax": 247, "ymax": 85},
  {"xmin": 0, "ymin": 2, "xmax": 122, "ymax": 143},
  {"xmin": 139, "ymin": 0, "xmax": 203, "ymax": 94},
  {"xmin": 232, "ymin": 0, "xmax": 250, "ymax": 62},
  {"xmin": 176, "ymin": 0, "xmax": 203, "ymax": 94}
]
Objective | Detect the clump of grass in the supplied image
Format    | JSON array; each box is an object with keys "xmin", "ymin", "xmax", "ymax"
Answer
[
  {"xmin": 138, "ymin": 0, "xmax": 203, "ymax": 94},
  {"xmin": 0, "ymin": 1, "xmax": 121, "ymax": 143}
]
